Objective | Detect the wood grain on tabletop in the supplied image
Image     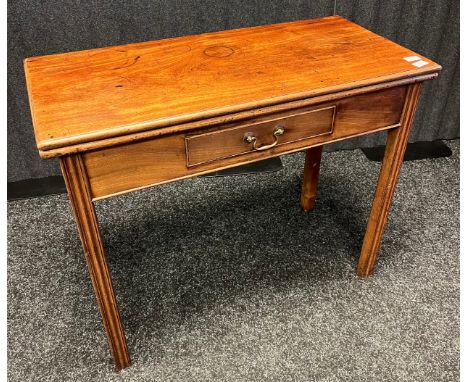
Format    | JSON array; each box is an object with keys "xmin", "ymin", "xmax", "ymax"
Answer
[{"xmin": 24, "ymin": 15, "xmax": 440, "ymax": 153}]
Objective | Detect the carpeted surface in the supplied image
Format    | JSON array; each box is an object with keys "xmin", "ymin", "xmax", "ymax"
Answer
[{"xmin": 7, "ymin": 140, "xmax": 459, "ymax": 381}]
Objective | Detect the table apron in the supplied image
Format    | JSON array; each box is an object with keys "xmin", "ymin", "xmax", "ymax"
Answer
[{"xmin": 82, "ymin": 85, "xmax": 407, "ymax": 201}]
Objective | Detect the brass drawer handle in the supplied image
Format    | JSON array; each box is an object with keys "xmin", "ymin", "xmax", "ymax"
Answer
[{"xmin": 243, "ymin": 125, "xmax": 285, "ymax": 151}]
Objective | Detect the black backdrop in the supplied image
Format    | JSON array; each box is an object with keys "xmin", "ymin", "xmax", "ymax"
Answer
[{"xmin": 8, "ymin": 0, "xmax": 459, "ymax": 182}]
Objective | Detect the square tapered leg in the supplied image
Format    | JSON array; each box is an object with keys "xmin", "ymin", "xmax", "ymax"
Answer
[
  {"xmin": 301, "ymin": 146, "xmax": 323, "ymax": 212},
  {"xmin": 60, "ymin": 155, "xmax": 131, "ymax": 370},
  {"xmin": 357, "ymin": 83, "xmax": 422, "ymax": 277}
]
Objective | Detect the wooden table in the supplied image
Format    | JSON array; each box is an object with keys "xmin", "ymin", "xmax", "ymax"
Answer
[{"xmin": 24, "ymin": 15, "xmax": 440, "ymax": 370}]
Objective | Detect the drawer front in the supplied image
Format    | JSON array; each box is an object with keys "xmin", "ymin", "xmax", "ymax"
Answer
[
  {"xmin": 185, "ymin": 106, "xmax": 335, "ymax": 167},
  {"xmin": 83, "ymin": 86, "xmax": 407, "ymax": 200}
]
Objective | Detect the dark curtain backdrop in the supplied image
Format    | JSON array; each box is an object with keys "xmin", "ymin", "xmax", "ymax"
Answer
[{"xmin": 8, "ymin": 0, "xmax": 459, "ymax": 182}]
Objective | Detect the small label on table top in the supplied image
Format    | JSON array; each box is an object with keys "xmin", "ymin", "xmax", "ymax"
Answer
[
  {"xmin": 412, "ymin": 60, "xmax": 429, "ymax": 68},
  {"xmin": 404, "ymin": 55, "xmax": 421, "ymax": 62}
]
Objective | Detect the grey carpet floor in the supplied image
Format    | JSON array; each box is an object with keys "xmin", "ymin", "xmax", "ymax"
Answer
[{"xmin": 8, "ymin": 140, "xmax": 459, "ymax": 382}]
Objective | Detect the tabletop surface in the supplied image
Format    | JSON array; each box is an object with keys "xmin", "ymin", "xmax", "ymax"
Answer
[{"xmin": 24, "ymin": 15, "xmax": 440, "ymax": 153}]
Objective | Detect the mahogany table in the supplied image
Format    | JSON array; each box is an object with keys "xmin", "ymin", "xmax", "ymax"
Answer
[{"xmin": 24, "ymin": 15, "xmax": 440, "ymax": 370}]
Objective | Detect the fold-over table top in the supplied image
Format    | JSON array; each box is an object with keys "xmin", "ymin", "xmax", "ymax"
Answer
[{"xmin": 24, "ymin": 15, "xmax": 440, "ymax": 155}]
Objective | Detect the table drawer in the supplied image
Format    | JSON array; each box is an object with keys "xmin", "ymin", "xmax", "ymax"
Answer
[{"xmin": 185, "ymin": 105, "xmax": 335, "ymax": 167}]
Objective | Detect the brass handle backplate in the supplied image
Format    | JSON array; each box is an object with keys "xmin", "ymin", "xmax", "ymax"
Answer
[{"xmin": 243, "ymin": 125, "xmax": 285, "ymax": 151}]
